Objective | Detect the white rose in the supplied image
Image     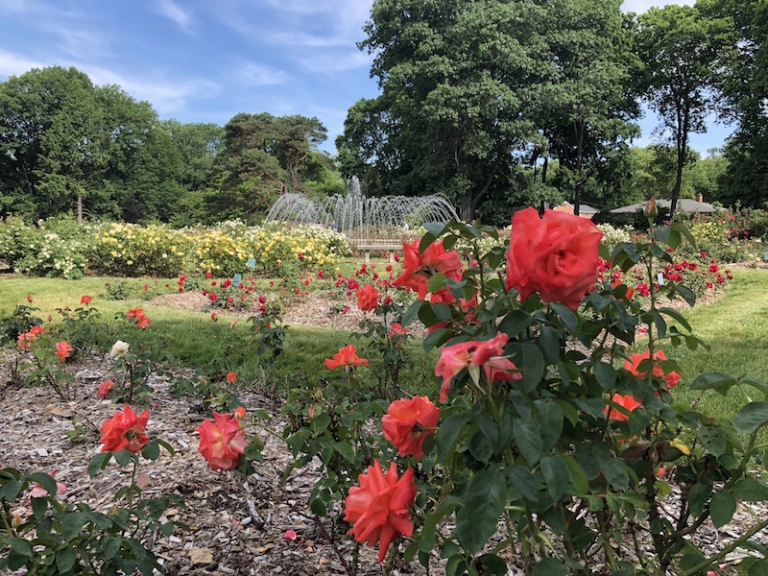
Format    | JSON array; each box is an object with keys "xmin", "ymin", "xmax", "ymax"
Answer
[{"xmin": 109, "ymin": 340, "xmax": 130, "ymax": 358}]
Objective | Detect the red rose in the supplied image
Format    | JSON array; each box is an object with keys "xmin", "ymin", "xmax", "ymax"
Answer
[
  {"xmin": 355, "ymin": 284, "xmax": 381, "ymax": 312},
  {"xmin": 325, "ymin": 345, "xmax": 369, "ymax": 370},
  {"xmin": 382, "ymin": 396, "xmax": 440, "ymax": 458},
  {"xmin": 605, "ymin": 394, "xmax": 642, "ymax": 421},
  {"xmin": 344, "ymin": 461, "xmax": 416, "ymax": 562},
  {"xmin": 55, "ymin": 341, "xmax": 73, "ymax": 361},
  {"xmin": 80, "ymin": 295, "xmax": 92, "ymax": 305},
  {"xmin": 392, "ymin": 239, "xmax": 463, "ymax": 299},
  {"xmin": 624, "ymin": 349, "xmax": 680, "ymax": 390},
  {"xmin": 196, "ymin": 411, "xmax": 248, "ymax": 471},
  {"xmin": 98, "ymin": 380, "xmax": 116, "ymax": 399},
  {"xmin": 100, "ymin": 406, "xmax": 150, "ymax": 453},
  {"xmin": 506, "ymin": 208, "xmax": 603, "ymax": 309}
]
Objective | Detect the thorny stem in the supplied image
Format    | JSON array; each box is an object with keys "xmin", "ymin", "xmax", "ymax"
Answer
[{"xmin": 596, "ymin": 508, "xmax": 619, "ymax": 572}]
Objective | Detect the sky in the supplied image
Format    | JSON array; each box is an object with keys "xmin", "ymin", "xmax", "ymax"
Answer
[{"xmin": 0, "ymin": 0, "xmax": 733, "ymax": 157}]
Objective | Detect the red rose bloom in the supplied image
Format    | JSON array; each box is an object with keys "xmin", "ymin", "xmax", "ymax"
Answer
[
  {"xmin": 344, "ymin": 461, "xmax": 416, "ymax": 562},
  {"xmin": 356, "ymin": 284, "xmax": 381, "ymax": 312},
  {"xmin": 126, "ymin": 307, "xmax": 145, "ymax": 321},
  {"xmin": 137, "ymin": 317, "xmax": 151, "ymax": 330},
  {"xmin": 196, "ymin": 412, "xmax": 248, "ymax": 471},
  {"xmin": 100, "ymin": 406, "xmax": 150, "ymax": 453},
  {"xmin": 98, "ymin": 380, "xmax": 116, "ymax": 399},
  {"xmin": 325, "ymin": 345, "xmax": 369, "ymax": 370},
  {"xmin": 624, "ymin": 349, "xmax": 680, "ymax": 390},
  {"xmin": 55, "ymin": 341, "xmax": 73, "ymax": 361},
  {"xmin": 382, "ymin": 396, "xmax": 440, "ymax": 458},
  {"xmin": 392, "ymin": 239, "xmax": 463, "ymax": 299},
  {"xmin": 605, "ymin": 394, "xmax": 642, "ymax": 421},
  {"xmin": 226, "ymin": 371, "xmax": 237, "ymax": 383},
  {"xmin": 434, "ymin": 333, "xmax": 520, "ymax": 402},
  {"xmin": 506, "ymin": 208, "xmax": 603, "ymax": 310},
  {"xmin": 80, "ymin": 295, "xmax": 92, "ymax": 305}
]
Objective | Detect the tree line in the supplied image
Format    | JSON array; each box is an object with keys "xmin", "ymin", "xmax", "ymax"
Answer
[
  {"xmin": 2, "ymin": 0, "xmax": 765, "ymax": 226},
  {"xmin": 0, "ymin": 67, "xmax": 343, "ymax": 225},
  {"xmin": 338, "ymin": 0, "xmax": 768, "ymax": 223}
]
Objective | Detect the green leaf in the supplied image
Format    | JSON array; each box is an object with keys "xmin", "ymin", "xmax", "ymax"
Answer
[
  {"xmin": 478, "ymin": 554, "xmax": 508, "ymax": 575},
  {"xmin": 710, "ymin": 490, "xmax": 737, "ymax": 528},
  {"xmin": 699, "ymin": 426, "xmax": 726, "ymax": 457},
  {"xmin": 141, "ymin": 441, "xmax": 160, "ymax": 461},
  {"xmin": 688, "ymin": 483, "xmax": 711, "ymax": 518},
  {"xmin": 599, "ymin": 456, "xmax": 629, "ymax": 491},
  {"xmin": 333, "ymin": 442, "xmax": 355, "ymax": 464},
  {"xmin": 401, "ymin": 300, "xmax": 425, "ymax": 328},
  {"xmin": 734, "ymin": 402, "xmax": 768, "ymax": 434},
  {"xmin": 531, "ymin": 558, "xmax": 567, "ymax": 576},
  {"xmin": 509, "ymin": 342, "xmax": 544, "ymax": 393},
  {"xmin": 56, "ymin": 547, "xmax": 77, "ymax": 573},
  {"xmin": 114, "ymin": 449, "xmax": 134, "ymax": 467},
  {"xmin": 690, "ymin": 372, "xmax": 738, "ymax": 395},
  {"xmin": 540, "ymin": 455, "xmax": 569, "ymax": 500},
  {"xmin": 674, "ymin": 284, "xmax": 696, "ymax": 307},
  {"xmin": 87, "ymin": 452, "xmax": 112, "ymax": 478},
  {"xmin": 437, "ymin": 413, "xmax": 471, "ymax": 463},
  {"xmin": 455, "ymin": 469, "xmax": 506, "ymax": 554},
  {"xmin": 550, "ymin": 303, "xmax": 579, "ymax": 332},
  {"xmin": 593, "ymin": 362, "xmax": 617, "ymax": 390},
  {"xmin": 506, "ymin": 465, "xmax": 540, "ymax": 503},
  {"xmin": 658, "ymin": 306, "xmax": 692, "ymax": 332},
  {"xmin": 62, "ymin": 512, "xmax": 88, "ymax": 541},
  {"xmin": 427, "ymin": 273, "xmax": 448, "ymax": 294},
  {"xmin": 560, "ymin": 454, "xmax": 589, "ymax": 494},
  {"xmin": 498, "ymin": 310, "xmax": 534, "ymax": 337},
  {"xmin": 310, "ymin": 497, "xmax": 326, "ymax": 517},
  {"xmin": 8, "ymin": 538, "xmax": 32, "ymax": 557},
  {"xmin": 513, "ymin": 417, "xmax": 542, "ymax": 465},
  {"xmin": 538, "ymin": 401, "xmax": 563, "ymax": 453},
  {"xmin": 732, "ymin": 479, "xmax": 768, "ymax": 502}
]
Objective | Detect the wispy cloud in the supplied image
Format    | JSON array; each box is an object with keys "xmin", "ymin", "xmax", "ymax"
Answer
[
  {"xmin": 0, "ymin": 48, "xmax": 45, "ymax": 77},
  {"xmin": 294, "ymin": 50, "xmax": 371, "ymax": 74},
  {"xmin": 156, "ymin": 0, "xmax": 193, "ymax": 32},
  {"xmin": 232, "ymin": 62, "xmax": 290, "ymax": 86},
  {"xmin": 82, "ymin": 64, "xmax": 220, "ymax": 114}
]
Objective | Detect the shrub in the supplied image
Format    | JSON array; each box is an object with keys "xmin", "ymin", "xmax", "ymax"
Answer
[{"xmin": 89, "ymin": 223, "xmax": 190, "ymax": 276}]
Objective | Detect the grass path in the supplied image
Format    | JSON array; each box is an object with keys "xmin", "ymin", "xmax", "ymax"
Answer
[{"xmin": 674, "ymin": 268, "xmax": 768, "ymax": 423}]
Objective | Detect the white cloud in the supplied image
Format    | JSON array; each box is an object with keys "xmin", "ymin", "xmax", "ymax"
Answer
[
  {"xmin": 0, "ymin": 0, "xmax": 33, "ymax": 13},
  {"xmin": 232, "ymin": 62, "xmax": 290, "ymax": 86},
  {"xmin": 156, "ymin": 0, "xmax": 193, "ymax": 32},
  {"xmin": 295, "ymin": 50, "xmax": 372, "ymax": 74},
  {"xmin": 82, "ymin": 64, "xmax": 221, "ymax": 114},
  {"xmin": 0, "ymin": 49, "xmax": 45, "ymax": 77}
]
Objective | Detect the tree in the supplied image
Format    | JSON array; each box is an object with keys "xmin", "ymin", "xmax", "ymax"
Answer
[
  {"xmin": 339, "ymin": 0, "xmax": 550, "ymax": 220},
  {"xmin": 534, "ymin": 0, "xmax": 639, "ymax": 215},
  {"xmin": 0, "ymin": 66, "xmax": 98, "ymax": 218},
  {"xmin": 634, "ymin": 4, "xmax": 731, "ymax": 216},
  {"xmin": 210, "ymin": 113, "xmax": 328, "ymax": 220},
  {"xmin": 699, "ymin": 0, "xmax": 768, "ymax": 208}
]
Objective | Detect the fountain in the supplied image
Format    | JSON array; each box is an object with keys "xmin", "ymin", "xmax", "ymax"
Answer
[{"xmin": 264, "ymin": 178, "xmax": 459, "ymax": 253}]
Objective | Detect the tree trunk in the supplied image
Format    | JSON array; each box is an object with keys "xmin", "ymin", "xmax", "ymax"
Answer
[
  {"xmin": 670, "ymin": 104, "xmax": 689, "ymax": 218},
  {"xmin": 77, "ymin": 194, "xmax": 83, "ymax": 226}
]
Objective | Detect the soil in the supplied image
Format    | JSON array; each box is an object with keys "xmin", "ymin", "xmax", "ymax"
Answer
[{"xmin": 1, "ymin": 289, "xmax": 765, "ymax": 575}]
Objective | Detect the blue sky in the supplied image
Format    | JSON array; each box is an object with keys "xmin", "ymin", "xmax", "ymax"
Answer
[{"xmin": 0, "ymin": 0, "xmax": 732, "ymax": 157}]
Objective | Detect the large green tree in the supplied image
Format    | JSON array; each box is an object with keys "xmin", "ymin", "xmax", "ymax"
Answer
[
  {"xmin": 210, "ymin": 112, "xmax": 328, "ymax": 220},
  {"xmin": 339, "ymin": 0, "xmax": 549, "ymax": 220},
  {"xmin": 534, "ymin": 0, "xmax": 640, "ymax": 215},
  {"xmin": 634, "ymin": 4, "xmax": 731, "ymax": 215},
  {"xmin": 700, "ymin": 0, "xmax": 768, "ymax": 208}
]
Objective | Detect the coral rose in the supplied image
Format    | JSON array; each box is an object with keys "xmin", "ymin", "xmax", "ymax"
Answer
[
  {"xmin": 624, "ymin": 349, "xmax": 680, "ymax": 390},
  {"xmin": 100, "ymin": 405, "xmax": 150, "ymax": 453},
  {"xmin": 80, "ymin": 295, "xmax": 92, "ymax": 305},
  {"xmin": 226, "ymin": 371, "xmax": 237, "ymax": 383},
  {"xmin": 55, "ymin": 341, "xmax": 73, "ymax": 361},
  {"xmin": 605, "ymin": 394, "xmax": 642, "ymax": 422},
  {"xmin": 434, "ymin": 333, "xmax": 520, "ymax": 402},
  {"xmin": 98, "ymin": 380, "xmax": 116, "ymax": 399},
  {"xmin": 506, "ymin": 208, "xmax": 603, "ymax": 310},
  {"xmin": 344, "ymin": 461, "xmax": 417, "ymax": 562},
  {"xmin": 382, "ymin": 396, "xmax": 440, "ymax": 458},
  {"xmin": 126, "ymin": 307, "xmax": 145, "ymax": 321},
  {"xmin": 392, "ymin": 239, "xmax": 463, "ymax": 299},
  {"xmin": 196, "ymin": 411, "xmax": 248, "ymax": 471},
  {"xmin": 325, "ymin": 344, "xmax": 369, "ymax": 370},
  {"xmin": 355, "ymin": 284, "xmax": 380, "ymax": 312}
]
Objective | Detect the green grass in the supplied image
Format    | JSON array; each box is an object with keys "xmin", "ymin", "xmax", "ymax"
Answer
[
  {"xmin": 672, "ymin": 268, "xmax": 768, "ymax": 425},
  {"xmin": 4, "ymin": 269, "xmax": 764, "ymax": 417},
  {"xmin": 0, "ymin": 275, "xmax": 436, "ymax": 395}
]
